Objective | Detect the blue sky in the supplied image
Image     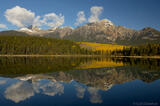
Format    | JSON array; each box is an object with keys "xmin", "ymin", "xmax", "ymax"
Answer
[{"xmin": 0, "ymin": 0, "xmax": 160, "ymax": 30}]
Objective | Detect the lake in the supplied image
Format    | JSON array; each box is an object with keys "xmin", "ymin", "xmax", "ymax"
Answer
[{"xmin": 0, "ymin": 57, "xmax": 159, "ymax": 106}]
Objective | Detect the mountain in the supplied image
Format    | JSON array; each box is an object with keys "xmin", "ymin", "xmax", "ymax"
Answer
[
  {"xmin": 46, "ymin": 19, "xmax": 160, "ymax": 45},
  {"xmin": 44, "ymin": 26, "xmax": 73, "ymax": 38},
  {"xmin": 0, "ymin": 19, "xmax": 160, "ymax": 45},
  {"xmin": 0, "ymin": 30, "xmax": 30, "ymax": 36},
  {"xmin": 18, "ymin": 25, "xmax": 54, "ymax": 36},
  {"xmin": 63, "ymin": 19, "xmax": 160, "ymax": 45}
]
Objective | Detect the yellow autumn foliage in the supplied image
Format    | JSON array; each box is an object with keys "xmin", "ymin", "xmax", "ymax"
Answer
[
  {"xmin": 77, "ymin": 42, "xmax": 127, "ymax": 52},
  {"xmin": 75, "ymin": 42, "xmax": 126, "ymax": 69},
  {"xmin": 77, "ymin": 59, "xmax": 124, "ymax": 69}
]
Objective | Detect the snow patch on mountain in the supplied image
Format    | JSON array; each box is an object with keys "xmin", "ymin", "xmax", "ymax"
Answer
[{"xmin": 19, "ymin": 28, "xmax": 33, "ymax": 33}]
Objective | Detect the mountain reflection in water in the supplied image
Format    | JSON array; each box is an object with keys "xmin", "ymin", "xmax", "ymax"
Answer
[{"xmin": 0, "ymin": 57, "xmax": 160, "ymax": 105}]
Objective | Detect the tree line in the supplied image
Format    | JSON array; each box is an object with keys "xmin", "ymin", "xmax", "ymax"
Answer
[
  {"xmin": 0, "ymin": 35, "xmax": 159, "ymax": 56},
  {"xmin": 111, "ymin": 43, "xmax": 160, "ymax": 56},
  {"xmin": 0, "ymin": 35, "xmax": 96, "ymax": 55}
]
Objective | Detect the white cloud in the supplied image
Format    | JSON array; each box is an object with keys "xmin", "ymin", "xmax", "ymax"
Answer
[
  {"xmin": 0, "ymin": 24, "xmax": 7, "ymax": 29},
  {"xmin": 33, "ymin": 16, "xmax": 42, "ymax": 27},
  {"xmin": 88, "ymin": 6, "xmax": 103, "ymax": 23},
  {"xmin": 5, "ymin": 6, "xmax": 35, "ymax": 28},
  {"xmin": 75, "ymin": 11, "xmax": 86, "ymax": 26},
  {"xmin": 4, "ymin": 6, "xmax": 65, "ymax": 28},
  {"xmin": 42, "ymin": 13, "xmax": 64, "ymax": 28}
]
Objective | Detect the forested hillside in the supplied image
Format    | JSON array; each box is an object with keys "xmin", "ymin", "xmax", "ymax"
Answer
[
  {"xmin": 112, "ymin": 43, "xmax": 160, "ymax": 56},
  {"xmin": 0, "ymin": 35, "xmax": 159, "ymax": 56},
  {"xmin": 0, "ymin": 35, "xmax": 93, "ymax": 55}
]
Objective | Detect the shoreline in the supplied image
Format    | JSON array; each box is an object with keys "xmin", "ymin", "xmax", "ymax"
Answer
[
  {"xmin": 0, "ymin": 55, "xmax": 159, "ymax": 58},
  {"xmin": 111, "ymin": 56, "xmax": 160, "ymax": 59},
  {"xmin": 0, "ymin": 55, "xmax": 101, "ymax": 57}
]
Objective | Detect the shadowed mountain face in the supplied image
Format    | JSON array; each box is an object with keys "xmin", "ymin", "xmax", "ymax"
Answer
[
  {"xmin": 0, "ymin": 30, "xmax": 29, "ymax": 36},
  {"xmin": 1, "ymin": 19, "xmax": 160, "ymax": 45}
]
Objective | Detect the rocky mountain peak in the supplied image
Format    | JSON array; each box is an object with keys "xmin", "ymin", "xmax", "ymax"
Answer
[
  {"xmin": 99, "ymin": 19, "xmax": 114, "ymax": 26},
  {"xmin": 19, "ymin": 25, "xmax": 41, "ymax": 33},
  {"xmin": 141, "ymin": 27, "xmax": 158, "ymax": 32},
  {"xmin": 86, "ymin": 19, "xmax": 114, "ymax": 27},
  {"xmin": 10, "ymin": 20, "xmax": 160, "ymax": 45},
  {"xmin": 48, "ymin": 26, "xmax": 73, "ymax": 31},
  {"xmin": 60, "ymin": 26, "xmax": 73, "ymax": 29},
  {"xmin": 27, "ymin": 25, "xmax": 41, "ymax": 31}
]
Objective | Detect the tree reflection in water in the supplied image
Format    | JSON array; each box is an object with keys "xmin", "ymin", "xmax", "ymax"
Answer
[{"xmin": 0, "ymin": 57, "xmax": 159, "ymax": 104}]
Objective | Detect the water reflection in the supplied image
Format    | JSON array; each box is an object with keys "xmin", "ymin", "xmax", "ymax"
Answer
[
  {"xmin": 88, "ymin": 87, "xmax": 102, "ymax": 103},
  {"xmin": 0, "ymin": 80, "xmax": 7, "ymax": 85},
  {"xmin": 0, "ymin": 57, "xmax": 159, "ymax": 105},
  {"xmin": 3, "ymin": 78, "xmax": 107, "ymax": 104},
  {"xmin": 75, "ymin": 84, "xmax": 85, "ymax": 99},
  {"xmin": 5, "ymin": 81, "xmax": 34, "ymax": 103},
  {"xmin": 4, "ymin": 80, "xmax": 64, "ymax": 103}
]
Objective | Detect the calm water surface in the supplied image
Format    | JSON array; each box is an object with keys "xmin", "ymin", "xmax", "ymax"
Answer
[{"xmin": 0, "ymin": 57, "xmax": 159, "ymax": 106}]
